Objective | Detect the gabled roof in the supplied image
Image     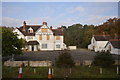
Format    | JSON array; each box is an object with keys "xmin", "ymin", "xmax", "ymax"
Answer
[
  {"xmin": 52, "ymin": 29, "xmax": 64, "ymax": 36},
  {"xmin": 17, "ymin": 25, "xmax": 42, "ymax": 36},
  {"xmin": 16, "ymin": 22, "xmax": 64, "ymax": 36},
  {"xmin": 109, "ymin": 39, "xmax": 120, "ymax": 49},
  {"xmin": 94, "ymin": 35, "xmax": 112, "ymax": 41}
]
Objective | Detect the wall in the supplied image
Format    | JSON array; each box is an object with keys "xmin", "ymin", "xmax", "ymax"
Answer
[
  {"xmin": 13, "ymin": 28, "xmax": 25, "ymax": 39},
  {"xmin": 29, "ymin": 61, "xmax": 52, "ymax": 67},
  {"xmin": 4, "ymin": 61, "xmax": 52, "ymax": 67},
  {"xmin": 4, "ymin": 61, "xmax": 29, "ymax": 67},
  {"xmin": 95, "ymin": 41, "xmax": 108, "ymax": 52},
  {"xmin": 105, "ymin": 42, "xmax": 120, "ymax": 55},
  {"xmin": 68, "ymin": 46, "xmax": 77, "ymax": 50}
]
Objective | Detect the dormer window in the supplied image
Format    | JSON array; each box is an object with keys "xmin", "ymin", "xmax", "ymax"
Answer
[
  {"xmin": 28, "ymin": 27, "xmax": 33, "ymax": 33},
  {"xmin": 29, "ymin": 30, "xmax": 33, "ymax": 33}
]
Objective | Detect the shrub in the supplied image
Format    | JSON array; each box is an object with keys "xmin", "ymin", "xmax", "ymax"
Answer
[
  {"xmin": 55, "ymin": 51, "xmax": 75, "ymax": 68},
  {"xmin": 93, "ymin": 51, "xmax": 115, "ymax": 68}
]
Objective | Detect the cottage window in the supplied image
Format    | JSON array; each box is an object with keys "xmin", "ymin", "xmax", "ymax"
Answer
[
  {"xmin": 56, "ymin": 44, "xmax": 60, "ymax": 48},
  {"xmin": 56, "ymin": 36, "xmax": 60, "ymax": 40},
  {"xmin": 42, "ymin": 44, "xmax": 47, "ymax": 48},
  {"xmin": 27, "ymin": 36, "xmax": 33, "ymax": 39},
  {"xmin": 39, "ymin": 35, "xmax": 42, "ymax": 40},
  {"xmin": 47, "ymin": 35, "xmax": 50, "ymax": 40},
  {"xmin": 28, "ymin": 30, "xmax": 33, "ymax": 33}
]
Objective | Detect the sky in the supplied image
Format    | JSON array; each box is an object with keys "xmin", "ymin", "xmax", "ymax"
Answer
[{"xmin": 2, "ymin": 2, "xmax": 118, "ymax": 28}]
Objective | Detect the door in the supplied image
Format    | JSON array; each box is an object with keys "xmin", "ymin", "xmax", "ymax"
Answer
[{"xmin": 32, "ymin": 45, "xmax": 34, "ymax": 51}]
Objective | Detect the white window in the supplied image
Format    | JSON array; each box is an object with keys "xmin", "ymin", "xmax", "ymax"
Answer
[
  {"xmin": 28, "ymin": 27, "xmax": 33, "ymax": 33},
  {"xmin": 27, "ymin": 36, "xmax": 33, "ymax": 39},
  {"xmin": 28, "ymin": 30, "xmax": 33, "ymax": 33},
  {"xmin": 56, "ymin": 44, "xmax": 60, "ymax": 48},
  {"xmin": 42, "ymin": 44, "xmax": 47, "ymax": 48}
]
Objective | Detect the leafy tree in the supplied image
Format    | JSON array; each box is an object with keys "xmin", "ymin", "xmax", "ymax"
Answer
[
  {"xmin": 93, "ymin": 51, "xmax": 115, "ymax": 68},
  {"xmin": 63, "ymin": 17, "xmax": 119, "ymax": 49},
  {"xmin": 81, "ymin": 25, "xmax": 95, "ymax": 48},
  {"xmin": 2, "ymin": 27, "xmax": 25, "ymax": 57},
  {"xmin": 56, "ymin": 51, "xmax": 75, "ymax": 68}
]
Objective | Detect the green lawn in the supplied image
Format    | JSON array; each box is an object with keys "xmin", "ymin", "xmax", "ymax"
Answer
[{"xmin": 2, "ymin": 66, "xmax": 120, "ymax": 78}]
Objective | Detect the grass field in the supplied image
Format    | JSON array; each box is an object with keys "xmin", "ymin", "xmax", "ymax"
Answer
[{"xmin": 2, "ymin": 66, "xmax": 120, "ymax": 78}]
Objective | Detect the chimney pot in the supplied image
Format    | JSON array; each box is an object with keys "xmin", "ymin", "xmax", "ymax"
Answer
[
  {"xmin": 23, "ymin": 21, "xmax": 26, "ymax": 32},
  {"xmin": 50, "ymin": 26, "xmax": 52, "ymax": 30},
  {"xmin": 43, "ymin": 22, "xmax": 47, "ymax": 26}
]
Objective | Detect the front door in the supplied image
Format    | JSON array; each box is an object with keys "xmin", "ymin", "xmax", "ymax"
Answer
[{"xmin": 32, "ymin": 45, "xmax": 34, "ymax": 51}]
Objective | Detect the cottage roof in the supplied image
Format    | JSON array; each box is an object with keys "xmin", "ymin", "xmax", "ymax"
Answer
[
  {"xmin": 94, "ymin": 35, "xmax": 112, "ymax": 41},
  {"xmin": 109, "ymin": 39, "xmax": 120, "ymax": 49},
  {"xmin": 27, "ymin": 41, "xmax": 39, "ymax": 45},
  {"xmin": 17, "ymin": 25, "xmax": 41, "ymax": 36},
  {"xmin": 17, "ymin": 23, "xmax": 64, "ymax": 36},
  {"xmin": 52, "ymin": 29, "xmax": 64, "ymax": 36}
]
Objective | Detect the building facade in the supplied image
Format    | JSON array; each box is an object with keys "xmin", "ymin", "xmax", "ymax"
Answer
[
  {"xmin": 104, "ymin": 39, "xmax": 120, "ymax": 55},
  {"xmin": 88, "ymin": 35, "xmax": 112, "ymax": 52},
  {"xmin": 13, "ymin": 21, "xmax": 66, "ymax": 51}
]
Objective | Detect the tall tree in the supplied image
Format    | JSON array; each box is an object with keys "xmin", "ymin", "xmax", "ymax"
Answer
[{"xmin": 2, "ymin": 27, "xmax": 25, "ymax": 57}]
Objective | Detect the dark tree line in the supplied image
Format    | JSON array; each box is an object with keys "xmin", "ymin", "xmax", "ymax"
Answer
[{"xmin": 62, "ymin": 17, "xmax": 119, "ymax": 48}]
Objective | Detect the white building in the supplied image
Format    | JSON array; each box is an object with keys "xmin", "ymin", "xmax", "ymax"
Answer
[
  {"xmin": 104, "ymin": 39, "xmax": 120, "ymax": 55},
  {"xmin": 13, "ymin": 21, "xmax": 66, "ymax": 51},
  {"xmin": 88, "ymin": 35, "xmax": 112, "ymax": 52}
]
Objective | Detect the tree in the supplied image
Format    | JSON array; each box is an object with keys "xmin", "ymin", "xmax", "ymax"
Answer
[
  {"xmin": 56, "ymin": 51, "xmax": 75, "ymax": 68},
  {"xmin": 81, "ymin": 25, "xmax": 95, "ymax": 48},
  {"xmin": 2, "ymin": 27, "xmax": 25, "ymax": 57},
  {"xmin": 93, "ymin": 51, "xmax": 115, "ymax": 68}
]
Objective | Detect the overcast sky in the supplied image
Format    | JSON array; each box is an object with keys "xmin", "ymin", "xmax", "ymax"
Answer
[{"xmin": 2, "ymin": 2, "xmax": 118, "ymax": 28}]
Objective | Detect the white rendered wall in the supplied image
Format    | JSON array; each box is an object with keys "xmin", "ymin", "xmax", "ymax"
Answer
[
  {"xmin": 13, "ymin": 28, "xmax": 25, "ymax": 39},
  {"xmin": 28, "ymin": 45, "xmax": 32, "ymax": 51}
]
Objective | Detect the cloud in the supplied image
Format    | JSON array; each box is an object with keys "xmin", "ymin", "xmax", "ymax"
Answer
[
  {"xmin": 68, "ymin": 6, "xmax": 85, "ymax": 13},
  {"xmin": 2, "ymin": 16, "xmax": 53, "ymax": 27},
  {"xmin": 2, "ymin": 17, "xmax": 23, "ymax": 27}
]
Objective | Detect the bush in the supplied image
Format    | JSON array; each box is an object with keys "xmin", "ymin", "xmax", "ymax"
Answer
[
  {"xmin": 55, "ymin": 51, "xmax": 75, "ymax": 68},
  {"xmin": 93, "ymin": 51, "xmax": 115, "ymax": 68}
]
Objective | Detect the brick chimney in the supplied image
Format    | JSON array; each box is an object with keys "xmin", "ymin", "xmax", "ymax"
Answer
[
  {"xmin": 50, "ymin": 26, "xmax": 52, "ymax": 30},
  {"xmin": 23, "ymin": 21, "xmax": 26, "ymax": 32},
  {"xmin": 43, "ymin": 22, "xmax": 47, "ymax": 26}
]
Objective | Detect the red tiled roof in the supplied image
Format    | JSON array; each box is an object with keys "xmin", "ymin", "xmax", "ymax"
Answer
[
  {"xmin": 17, "ymin": 24, "xmax": 64, "ymax": 36},
  {"xmin": 18, "ymin": 25, "xmax": 42, "ymax": 36},
  {"xmin": 52, "ymin": 29, "xmax": 64, "ymax": 36},
  {"xmin": 94, "ymin": 35, "xmax": 112, "ymax": 41},
  {"xmin": 109, "ymin": 40, "xmax": 120, "ymax": 49}
]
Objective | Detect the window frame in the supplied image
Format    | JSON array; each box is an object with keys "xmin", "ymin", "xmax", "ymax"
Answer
[
  {"xmin": 56, "ymin": 44, "xmax": 60, "ymax": 48},
  {"xmin": 42, "ymin": 44, "xmax": 47, "ymax": 48}
]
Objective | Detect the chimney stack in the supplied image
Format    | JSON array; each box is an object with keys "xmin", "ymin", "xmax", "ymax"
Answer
[
  {"xmin": 43, "ymin": 22, "xmax": 47, "ymax": 26},
  {"xmin": 50, "ymin": 26, "xmax": 52, "ymax": 30},
  {"xmin": 23, "ymin": 21, "xmax": 26, "ymax": 32}
]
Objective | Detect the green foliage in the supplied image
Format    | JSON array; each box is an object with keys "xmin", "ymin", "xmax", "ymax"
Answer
[
  {"xmin": 63, "ymin": 24, "xmax": 95, "ymax": 48},
  {"xmin": 95, "ymin": 18, "xmax": 120, "ymax": 37},
  {"xmin": 63, "ymin": 17, "xmax": 119, "ymax": 48},
  {"xmin": 3, "ymin": 66, "xmax": 118, "ymax": 78},
  {"xmin": 93, "ymin": 51, "xmax": 115, "ymax": 68},
  {"xmin": 2, "ymin": 27, "xmax": 25, "ymax": 56},
  {"xmin": 56, "ymin": 51, "xmax": 75, "ymax": 68}
]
